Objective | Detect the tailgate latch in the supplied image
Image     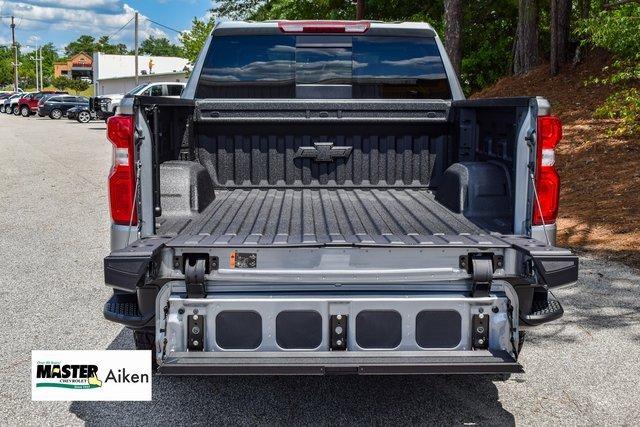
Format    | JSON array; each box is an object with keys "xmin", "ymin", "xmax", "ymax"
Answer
[
  {"xmin": 467, "ymin": 256, "xmax": 495, "ymax": 298},
  {"xmin": 185, "ymin": 258, "xmax": 207, "ymax": 298}
]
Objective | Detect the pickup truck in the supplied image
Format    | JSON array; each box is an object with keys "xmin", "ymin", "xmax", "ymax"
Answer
[
  {"xmin": 92, "ymin": 82, "xmax": 186, "ymax": 120},
  {"xmin": 103, "ymin": 20, "xmax": 578, "ymax": 375}
]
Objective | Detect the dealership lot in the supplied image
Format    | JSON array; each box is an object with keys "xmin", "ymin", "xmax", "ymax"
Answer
[{"xmin": 0, "ymin": 114, "xmax": 639, "ymax": 425}]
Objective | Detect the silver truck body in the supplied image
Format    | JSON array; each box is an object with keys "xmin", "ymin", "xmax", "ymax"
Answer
[{"xmin": 105, "ymin": 21, "xmax": 577, "ymax": 375}]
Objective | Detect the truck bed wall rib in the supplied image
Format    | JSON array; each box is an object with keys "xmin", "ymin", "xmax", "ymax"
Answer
[{"xmin": 196, "ymin": 122, "xmax": 450, "ymax": 189}]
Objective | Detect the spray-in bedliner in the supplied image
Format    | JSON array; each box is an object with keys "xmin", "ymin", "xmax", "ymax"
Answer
[{"xmin": 158, "ymin": 188, "xmax": 511, "ymax": 247}]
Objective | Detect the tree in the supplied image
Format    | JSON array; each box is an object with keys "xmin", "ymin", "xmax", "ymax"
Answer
[
  {"xmin": 64, "ymin": 35, "xmax": 128, "ymax": 57},
  {"xmin": 550, "ymin": 0, "xmax": 571, "ymax": 75},
  {"xmin": 95, "ymin": 36, "xmax": 128, "ymax": 55},
  {"xmin": 65, "ymin": 35, "xmax": 96, "ymax": 56},
  {"xmin": 139, "ymin": 36, "xmax": 184, "ymax": 57},
  {"xmin": 68, "ymin": 78, "xmax": 90, "ymax": 94},
  {"xmin": 444, "ymin": 0, "xmax": 463, "ymax": 74},
  {"xmin": 578, "ymin": 3, "xmax": 640, "ymax": 137},
  {"xmin": 513, "ymin": 0, "xmax": 539, "ymax": 74},
  {"xmin": 51, "ymin": 76, "xmax": 71, "ymax": 91},
  {"xmin": 179, "ymin": 17, "xmax": 216, "ymax": 63},
  {"xmin": 356, "ymin": 0, "xmax": 365, "ymax": 19},
  {"xmin": 212, "ymin": 0, "xmax": 264, "ymax": 19}
]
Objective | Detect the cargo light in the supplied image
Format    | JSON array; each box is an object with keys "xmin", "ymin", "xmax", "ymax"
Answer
[
  {"xmin": 278, "ymin": 20, "xmax": 370, "ymax": 33},
  {"xmin": 107, "ymin": 114, "xmax": 137, "ymax": 225},
  {"xmin": 533, "ymin": 115, "xmax": 562, "ymax": 226}
]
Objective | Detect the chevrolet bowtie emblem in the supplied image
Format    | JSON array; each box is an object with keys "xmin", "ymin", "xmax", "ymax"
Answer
[{"xmin": 295, "ymin": 142, "xmax": 353, "ymax": 162}]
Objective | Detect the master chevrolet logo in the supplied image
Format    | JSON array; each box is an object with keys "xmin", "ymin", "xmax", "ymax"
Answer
[
  {"xmin": 295, "ymin": 142, "xmax": 353, "ymax": 162},
  {"xmin": 32, "ymin": 351, "xmax": 152, "ymax": 401},
  {"xmin": 35, "ymin": 363, "xmax": 103, "ymax": 389}
]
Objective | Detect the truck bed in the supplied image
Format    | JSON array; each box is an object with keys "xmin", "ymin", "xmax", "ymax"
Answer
[{"xmin": 159, "ymin": 188, "xmax": 510, "ymax": 247}]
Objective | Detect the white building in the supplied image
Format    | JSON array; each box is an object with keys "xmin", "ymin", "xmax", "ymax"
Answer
[{"xmin": 92, "ymin": 53, "xmax": 190, "ymax": 96}]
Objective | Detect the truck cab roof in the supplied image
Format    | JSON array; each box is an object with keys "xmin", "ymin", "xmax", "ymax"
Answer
[{"xmin": 213, "ymin": 20, "xmax": 437, "ymax": 37}]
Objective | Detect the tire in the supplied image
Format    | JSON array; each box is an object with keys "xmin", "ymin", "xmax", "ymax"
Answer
[
  {"xmin": 49, "ymin": 109, "xmax": 62, "ymax": 119},
  {"xmin": 133, "ymin": 330, "xmax": 158, "ymax": 371},
  {"xmin": 12, "ymin": 105, "xmax": 20, "ymax": 115},
  {"xmin": 0, "ymin": 106, "xmax": 4, "ymax": 113},
  {"xmin": 77, "ymin": 111, "xmax": 91, "ymax": 123},
  {"xmin": 20, "ymin": 106, "xmax": 30, "ymax": 117}
]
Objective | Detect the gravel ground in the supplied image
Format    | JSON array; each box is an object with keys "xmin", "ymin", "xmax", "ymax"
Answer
[{"xmin": 0, "ymin": 113, "xmax": 639, "ymax": 425}]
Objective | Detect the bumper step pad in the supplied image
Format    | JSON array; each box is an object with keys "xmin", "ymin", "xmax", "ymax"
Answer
[
  {"xmin": 103, "ymin": 293, "xmax": 153, "ymax": 328},
  {"xmin": 522, "ymin": 292, "xmax": 564, "ymax": 326}
]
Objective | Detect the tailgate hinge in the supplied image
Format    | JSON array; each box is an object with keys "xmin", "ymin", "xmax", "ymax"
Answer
[
  {"xmin": 470, "ymin": 258, "xmax": 494, "ymax": 298},
  {"xmin": 185, "ymin": 258, "xmax": 206, "ymax": 298}
]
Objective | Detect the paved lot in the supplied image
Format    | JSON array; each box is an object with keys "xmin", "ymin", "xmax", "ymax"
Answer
[{"xmin": 0, "ymin": 113, "xmax": 639, "ymax": 425}]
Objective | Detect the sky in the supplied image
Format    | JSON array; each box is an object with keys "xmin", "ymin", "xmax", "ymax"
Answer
[{"xmin": 0, "ymin": 0, "xmax": 212, "ymax": 53}]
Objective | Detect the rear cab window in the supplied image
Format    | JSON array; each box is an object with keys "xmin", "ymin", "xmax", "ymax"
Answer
[{"xmin": 195, "ymin": 34, "xmax": 452, "ymax": 99}]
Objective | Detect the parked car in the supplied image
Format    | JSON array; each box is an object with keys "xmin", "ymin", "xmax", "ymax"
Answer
[
  {"xmin": 67, "ymin": 105, "xmax": 96, "ymax": 123},
  {"xmin": 0, "ymin": 92, "xmax": 19, "ymax": 112},
  {"xmin": 39, "ymin": 95, "xmax": 89, "ymax": 119},
  {"xmin": 19, "ymin": 91, "xmax": 67, "ymax": 117},
  {"xmin": 94, "ymin": 82, "xmax": 185, "ymax": 119},
  {"xmin": 36, "ymin": 93, "xmax": 65, "ymax": 117},
  {"xmin": 104, "ymin": 21, "xmax": 578, "ymax": 376},
  {"xmin": 4, "ymin": 93, "xmax": 26, "ymax": 115}
]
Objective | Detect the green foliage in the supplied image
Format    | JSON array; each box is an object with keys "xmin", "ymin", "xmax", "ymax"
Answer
[
  {"xmin": 68, "ymin": 78, "xmax": 90, "ymax": 94},
  {"xmin": 578, "ymin": 4, "xmax": 640, "ymax": 61},
  {"xmin": 578, "ymin": 4, "xmax": 640, "ymax": 138},
  {"xmin": 139, "ymin": 36, "xmax": 184, "ymax": 57},
  {"xmin": 0, "ymin": 46, "xmax": 16, "ymax": 87},
  {"xmin": 214, "ymin": 0, "xmax": 444, "ymax": 21},
  {"xmin": 65, "ymin": 35, "xmax": 96, "ymax": 56},
  {"xmin": 594, "ymin": 88, "xmax": 640, "ymax": 138},
  {"xmin": 578, "ymin": 4, "xmax": 640, "ymax": 85},
  {"xmin": 16, "ymin": 43, "xmax": 60, "ymax": 88},
  {"xmin": 179, "ymin": 17, "xmax": 216, "ymax": 63},
  {"xmin": 212, "ymin": 0, "xmax": 265, "ymax": 19},
  {"xmin": 64, "ymin": 35, "xmax": 128, "ymax": 57},
  {"xmin": 95, "ymin": 36, "xmax": 128, "ymax": 55},
  {"xmin": 460, "ymin": 0, "xmax": 517, "ymax": 93},
  {"xmin": 51, "ymin": 76, "xmax": 71, "ymax": 91}
]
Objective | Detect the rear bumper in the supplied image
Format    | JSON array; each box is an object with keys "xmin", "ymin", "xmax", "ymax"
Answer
[
  {"xmin": 103, "ymin": 233, "xmax": 577, "ymax": 375},
  {"xmin": 158, "ymin": 350, "xmax": 523, "ymax": 375}
]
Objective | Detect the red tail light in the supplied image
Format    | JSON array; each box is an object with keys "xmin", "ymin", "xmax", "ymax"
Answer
[
  {"xmin": 278, "ymin": 20, "xmax": 370, "ymax": 33},
  {"xmin": 533, "ymin": 115, "xmax": 562, "ymax": 225},
  {"xmin": 107, "ymin": 114, "xmax": 137, "ymax": 225}
]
